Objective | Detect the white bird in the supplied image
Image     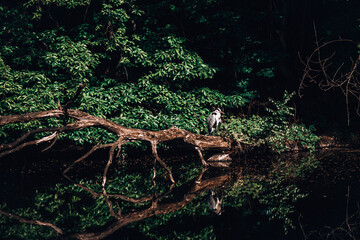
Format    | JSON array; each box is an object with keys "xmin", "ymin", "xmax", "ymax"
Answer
[{"xmin": 207, "ymin": 108, "xmax": 223, "ymax": 135}]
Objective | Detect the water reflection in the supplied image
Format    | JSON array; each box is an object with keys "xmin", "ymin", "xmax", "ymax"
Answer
[
  {"xmin": 3, "ymin": 149, "xmax": 360, "ymax": 239},
  {"xmin": 69, "ymin": 168, "xmax": 232, "ymax": 239}
]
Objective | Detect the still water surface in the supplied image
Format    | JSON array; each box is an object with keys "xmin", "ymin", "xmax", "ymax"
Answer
[{"xmin": 1, "ymin": 148, "xmax": 360, "ymax": 239}]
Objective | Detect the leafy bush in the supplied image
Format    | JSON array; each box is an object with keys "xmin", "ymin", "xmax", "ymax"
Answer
[{"xmin": 222, "ymin": 91, "xmax": 319, "ymax": 153}]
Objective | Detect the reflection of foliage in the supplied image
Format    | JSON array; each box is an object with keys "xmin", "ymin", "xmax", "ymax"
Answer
[
  {"xmin": 0, "ymin": 182, "xmax": 111, "ymax": 239},
  {"xmin": 224, "ymin": 155, "xmax": 318, "ymax": 234},
  {"xmin": 222, "ymin": 91, "xmax": 319, "ymax": 153},
  {"xmin": 0, "ymin": 153, "xmax": 319, "ymax": 238},
  {"xmin": 270, "ymin": 155, "xmax": 320, "ymax": 181},
  {"xmin": 0, "ymin": 161, "xmax": 204, "ymax": 239},
  {"xmin": 135, "ymin": 199, "xmax": 216, "ymax": 240}
]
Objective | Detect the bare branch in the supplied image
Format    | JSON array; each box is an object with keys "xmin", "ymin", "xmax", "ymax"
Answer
[
  {"xmin": 0, "ymin": 132, "xmax": 58, "ymax": 158},
  {"xmin": 0, "ymin": 109, "xmax": 230, "ymax": 151},
  {"xmin": 63, "ymin": 82, "xmax": 88, "ymax": 110},
  {"xmin": 63, "ymin": 143, "xmax": 114, "ymax": 174},
  {"xmin": 41, "ymin": 131, "xmax": 59, "ymax": 152},
  {"xmin": 102, "ymin": 140, "xmax": 120, "ymax": 188},
  {"xmin": 195, "ymin": 146, "xmax": 208, "ymax": 166},
  {"xmin": 0, "ymin": 209, "xmax": 63, "ymax": 235},
  {"xmin": 0, "ymin": 128, "xmax": 56, "ymax": 151},
  {"xmin": 63, "ymin": 174, "xmax": 100, "ymax": 198},
  {"xmin": 299, "ymin": 23, "xmax": 359, "ymax": 125}
]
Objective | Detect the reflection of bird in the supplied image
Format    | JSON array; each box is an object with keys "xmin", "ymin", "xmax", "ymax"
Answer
[
  {"xmin": 208, "ymin": 190, "xmax": 222, "ymax": 215},
  {"xmin": 207, "ymin": 108, "xmax": 223, "ymax": 135}
]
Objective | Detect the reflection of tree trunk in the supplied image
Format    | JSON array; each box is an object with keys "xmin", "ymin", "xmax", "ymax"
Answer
[
  {"xmin": 70, "ymin": 171, "xmax": 231, "ymax": 240},
  {"xmin": 0, "ymin": 165, "xmax": 231, "ymax": 240}
]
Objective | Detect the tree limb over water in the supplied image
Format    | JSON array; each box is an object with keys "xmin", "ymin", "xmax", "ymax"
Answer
[
  {"xmin": 0, "ymin": 108, "xmax": 232, "ymax": 181},
  {"xmin": 0, "ymin": 83, "xmax": 232, "ymax": 184}
]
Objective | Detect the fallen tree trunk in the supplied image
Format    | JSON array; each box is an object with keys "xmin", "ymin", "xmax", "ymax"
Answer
[
  {"xmin": 0, "ymin": 109, "xmax": 231, "ymax": 151},
  {"xmin": 0, "ymin": 108, "xmax": 233, "ymax": 183}
]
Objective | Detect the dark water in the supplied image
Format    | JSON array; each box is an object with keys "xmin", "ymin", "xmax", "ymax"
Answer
[{"xmin": 1, "ymin": 147, "xmax": 360, "ymax": 239}]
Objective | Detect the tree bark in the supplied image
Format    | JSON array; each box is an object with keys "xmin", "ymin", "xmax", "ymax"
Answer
[{"xmin": 0, "ymin": 109, "xmax": 231, "ymax": 151}]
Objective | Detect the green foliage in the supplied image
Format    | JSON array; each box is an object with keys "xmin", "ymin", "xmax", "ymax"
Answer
[
  {"xmin": 222, "ymin": 91, "xmax": 319, "ymax": 153},
  {"xmin": 0, "ymin": 0, "xmax": 254, "ymax": 145},
  {"xmin": 25, "ymin": 0, "xmax": 91, "ymax": 9}
]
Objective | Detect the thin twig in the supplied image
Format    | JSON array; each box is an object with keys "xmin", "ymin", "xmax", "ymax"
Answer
[
  {"xmin": 63, "ymin": 143, "xmax": 113, "ymax": 174},
  {"xmin": 346, "ymin": 185, "xmax": 352, "ymax": 233}
]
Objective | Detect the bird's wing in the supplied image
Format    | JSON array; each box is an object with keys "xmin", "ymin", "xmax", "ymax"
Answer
[{"xmin": 207, "ymin": 114, "xmax": 216, "ymax": 131}]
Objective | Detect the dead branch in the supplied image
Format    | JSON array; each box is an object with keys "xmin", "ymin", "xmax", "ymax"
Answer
[
  {"xmin": 0, "ymin": 128, "xmax": 57, "ymax": 151},
  {"xmin": 41, "ymin": 131, "xmax": 59, "ymax": 152},
  {"xmin": 63, "ymin": 143, "xmax": 114, "ymax": 175},
  {"xmin": 102, "ymin": 140, "xmax": 121, "ymax": 188},
  {"xmin": 0, "ymin": 132, "xmax": 58, "ymax": 158},
  {"xmin": 63, "ymin": 82, "xmax": 88, "ymax": 110},
  {"xmin": 195, "ymin": 146, "xmax": 208, "ymax": 166},
  {"xmin": 0, "ymin": 209, "xmax": 63, "ymax": 235},
  {"xmin": 298, "ymin": 23, "xmax": 359, "ymax": 125},
  {"xmin": 0, "ymin": 109, "xmax": 230, "ymax": 151},
  {"xmin": 1, "ymin": 107, "xmax": 231, "ymax": 184}
]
